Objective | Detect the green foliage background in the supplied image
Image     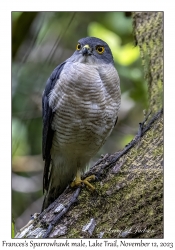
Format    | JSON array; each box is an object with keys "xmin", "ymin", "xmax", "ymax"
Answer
[{"xmin": 12, "ymin": 12, "xmax": 147, "ymax": 232}]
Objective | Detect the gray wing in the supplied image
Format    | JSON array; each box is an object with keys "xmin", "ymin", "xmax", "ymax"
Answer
[{"xmin": 42, "ymin": 62, "xmax": 66, "ymax": 192}]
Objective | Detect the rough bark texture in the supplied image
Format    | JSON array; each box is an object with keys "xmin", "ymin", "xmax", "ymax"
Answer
[
  {"xmin": 133, "ymin": 11, "xmax": 163, "ymax": 115},
  {"xmin": 15, "ymin": 11, "xmax": 163, "ymax": 239}
]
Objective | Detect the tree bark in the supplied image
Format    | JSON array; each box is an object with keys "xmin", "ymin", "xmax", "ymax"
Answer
[{"xmin": 15, "ymin": 11, "xmax": 163, "ymax": 239}]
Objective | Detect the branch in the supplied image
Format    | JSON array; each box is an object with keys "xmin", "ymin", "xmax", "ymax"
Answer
[{"xmin": 15, "ymin": 108, "xmax": 163, "ymax": 239}]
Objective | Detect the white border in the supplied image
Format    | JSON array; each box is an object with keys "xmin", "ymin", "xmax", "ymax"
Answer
[{"xmin": 0, "ymin": 0, "xmax": 175, "ymax": 246}]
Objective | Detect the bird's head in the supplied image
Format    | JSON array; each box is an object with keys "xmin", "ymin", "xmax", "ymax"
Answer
[{"xmin": 70, "ymin": 37, "xmax": 114, "ymax": 65}]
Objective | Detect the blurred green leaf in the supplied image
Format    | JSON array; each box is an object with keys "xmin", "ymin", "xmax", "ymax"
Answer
[
  {"xmin": 12, "ymin": 118, "xmax": 30, "ymax": 157},
  {"xmin": 88, "ymin": 21, "xmax": 121, "ymax": 52},
  {"xmin": 114, "ymin": 43, "xmax": 140, "ymax": 65},
  {"xmin": 88, "ymin": 22, "xmax": 139, "ymax": 66},
  {"xmin": 12, "ymin": 12, "xmax": 22, "ymax": 21},
  {"xmin": 105, "ymin": 12, "xmax": 133, "ymax": 36},
  {"xmin": 121, "ymin": 134, "xmax": 134, "ymax": 148},
  {"xmin": 12, "ymin": 221, "xmax": 15, "ymax": 238}
]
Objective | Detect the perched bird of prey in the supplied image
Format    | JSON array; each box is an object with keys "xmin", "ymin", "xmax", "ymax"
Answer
[{"xmin": 42, "ymin": 37, "xmax": 121, "ymax": 211}]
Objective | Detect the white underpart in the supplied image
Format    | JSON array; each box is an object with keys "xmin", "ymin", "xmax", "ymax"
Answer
[{"xmin": 48, "ymin": 60, "xmax": 121, "ymax": 188}]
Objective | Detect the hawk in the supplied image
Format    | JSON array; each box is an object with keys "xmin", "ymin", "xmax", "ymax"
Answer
[{"xmin": 42, "ymin": 37, "xmax": 121, "ymax": 211}]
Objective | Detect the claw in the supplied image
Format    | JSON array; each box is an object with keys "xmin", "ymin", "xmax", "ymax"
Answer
[{"xmin": 71, "ymin": 172, "xmax": 95, "ymax": 191}]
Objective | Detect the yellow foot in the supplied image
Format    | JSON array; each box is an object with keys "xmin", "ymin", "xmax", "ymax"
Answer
[{"xmin": 71, "ymin": 174, "xmax": 96, "ymax": 191}]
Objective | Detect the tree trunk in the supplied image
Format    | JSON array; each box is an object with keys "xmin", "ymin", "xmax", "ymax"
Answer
[{"xmin": 15, "ymin": 11, "xmax": 163, "ymax": 239}]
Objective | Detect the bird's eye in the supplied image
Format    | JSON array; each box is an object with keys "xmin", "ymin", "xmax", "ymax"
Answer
[
  {"xmin": 76, "ymin": 43, "xmax": 81, "ymax": 50},
  {"xmin": 96, "ymin": 46, "xmax": 105, "ymax": 54}
]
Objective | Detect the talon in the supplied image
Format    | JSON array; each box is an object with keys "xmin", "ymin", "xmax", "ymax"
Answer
[
  {"xmin": 83, "ymin": 175, "xmax": 96, "ymax": 190},
  {"xmin": 71, "ymin": 172, "xmax": 95, "ymax": 191}
]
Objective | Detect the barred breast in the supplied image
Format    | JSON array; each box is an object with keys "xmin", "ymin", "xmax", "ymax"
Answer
[{"xmin": 49, "ymin": 61, "xmax": 120, "ymax": 172}]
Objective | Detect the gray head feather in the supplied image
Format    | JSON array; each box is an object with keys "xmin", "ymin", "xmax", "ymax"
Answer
[{"xmin": 69, "ymin": 37, "xmax": 114, "ymax": 65}]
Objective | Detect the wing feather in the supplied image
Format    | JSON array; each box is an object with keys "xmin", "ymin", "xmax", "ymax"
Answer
[{"xmin": 42, "ymin": 62, "xmax": 66, "ymax": 192}]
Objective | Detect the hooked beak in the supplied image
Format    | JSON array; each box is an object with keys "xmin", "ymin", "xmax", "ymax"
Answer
[{"xmin": 82, "ymin": 44, "xmax": 92, "ymax": 56}]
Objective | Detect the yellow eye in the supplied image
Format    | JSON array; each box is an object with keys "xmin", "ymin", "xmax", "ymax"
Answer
[
  {"xmin": 76, "ymin": 43, "xmax": 81, "ymax": 50},
  {"xmin": 96, "ymin": 46, "xmax": 105, "ymax": 54}
]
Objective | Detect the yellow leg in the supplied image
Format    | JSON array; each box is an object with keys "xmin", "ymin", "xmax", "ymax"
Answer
[{"xmin": 71, "ymin": 171, "xmax": 95, "ymax": 191}]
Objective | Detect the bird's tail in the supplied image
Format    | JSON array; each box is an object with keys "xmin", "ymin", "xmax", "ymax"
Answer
[
  {"xmin": 41, "ymin": 184, "xmax": 64, "ymax": 212},
  {"xmin": 41, "ymin": 159, "xmax": 76, "ymax": 212}
]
